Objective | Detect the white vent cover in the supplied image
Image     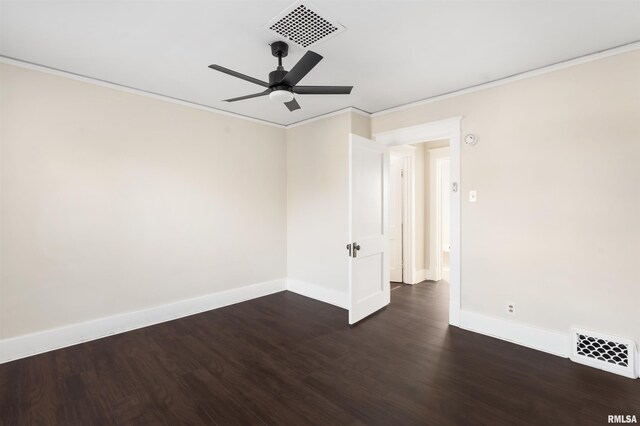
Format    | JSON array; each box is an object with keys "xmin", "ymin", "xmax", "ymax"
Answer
[
  {"xmin": 263, "ymin": 1, "xmax": 346, "ymax": 49},
  {"xmin": 570, "ymin": 328, "xmax": 638, "ymax": 379}
]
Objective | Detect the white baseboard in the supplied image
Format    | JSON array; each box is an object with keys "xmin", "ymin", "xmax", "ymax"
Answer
[
  {"xmin": 419, "ymin": 269, "xmax": 431, "ymax": 283},
  {"xmin": 459, "ymin": 310, "xmax": 570, "ymax": 358},
  {"xmin": 406, "ymin": 268, "xmax": 430, "ymax": 284},
  {"xmin": 287, "ymin": 279, "xmax": 348, "ymax": 309},
  {"xmin": 0, "ymin": 278, "xmax": 286, "ymax": 364}
]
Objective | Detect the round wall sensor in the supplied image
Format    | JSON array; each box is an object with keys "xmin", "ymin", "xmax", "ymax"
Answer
[{"xmin": 465, "ymin": 134, "xmax": 478, "ymax": 145}]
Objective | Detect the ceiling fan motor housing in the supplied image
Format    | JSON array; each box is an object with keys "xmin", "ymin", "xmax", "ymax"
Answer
[
  {"xmin": 269, "ymin": 70, "xmax": 290, "ymax": 88},
  {"xmin": 270, "ymin": 41, "xmax": 289, "ymax": 58},
  {"xmin": 269, "ymin": 41, "xmax": 291, "ymax": 91}
]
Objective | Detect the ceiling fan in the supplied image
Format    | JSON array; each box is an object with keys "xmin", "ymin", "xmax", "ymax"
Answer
[{"xmin": 208, "ymin": 41, "xmax": 353, "ymax": 112}]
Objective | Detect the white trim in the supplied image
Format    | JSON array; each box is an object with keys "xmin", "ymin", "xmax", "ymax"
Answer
[
  {"xmin": 350, "ymin": 108, "xmax": 371, "ymax": 118},
  {"xmin": 0, "ymin": 278, "xmax": 286, "ymax": 364},
  {"xmin": 375, "ymin": 117, "xmax": 463, "ymax": 146},
  {"xmin": 415, "ymin": 268, "xmax": 429, "ymax": 283},
  {"xmin": 428, "ymin": 147, "xmax": 450, "ymax": 283},
  {"xmin": 371, "ymin": 41, "xmax": 640, "ymax": 118},
  {"xmin": 285, "ymin": 107, "xmax": 371, "ymax": 128},
  {"xmin": 402, "ymin": 154, "xmax": 416, "ymax": 284},
  {"xmin": 424, "ymin": 269, "xmax": 437, "ymax": 281},
  {"xmin": 460, "ymin": 310, "xmax": 571, "ymax": 358},
  {"xmin": 0, "ymin": 56, "xmax": 286, "ymax": 129},
  {"xmin": 286, "ymin": 279, "xmax": 348, "ymax": 309},
  {"xmin": 373, "ymin": 117, "xmax": 462, "ymax": 327}
]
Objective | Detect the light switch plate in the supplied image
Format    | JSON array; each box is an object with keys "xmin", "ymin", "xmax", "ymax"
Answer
[{"xmin": 469, "ymin": 190, "xmax": 477, "ymax": 202}]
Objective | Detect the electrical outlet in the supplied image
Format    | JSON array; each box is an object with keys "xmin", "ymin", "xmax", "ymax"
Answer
[{"xmin": 507, "ymin": 302, "xmax": 516, "ymax": 315}]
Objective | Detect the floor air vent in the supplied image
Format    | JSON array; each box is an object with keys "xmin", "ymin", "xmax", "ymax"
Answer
[
  {"xmin": 264, "ymin": 1, "xmax": 345, "ymax": 49},
  {"xmin": 570, "ymin": 328, "xmax": 638, "ymax": 379}
]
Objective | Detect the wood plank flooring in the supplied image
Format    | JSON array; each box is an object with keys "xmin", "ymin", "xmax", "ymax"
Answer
[
  {"xmin": 1, "ymin": 281, "xmax": 639, "ymax": 425},
  {"xmin": 390, "ymin": 281, "xmax": 405, "ymax": 291}
]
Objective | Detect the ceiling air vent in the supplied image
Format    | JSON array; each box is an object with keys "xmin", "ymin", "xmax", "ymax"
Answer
[
  {"xmin": 570, "ymin": 328, "xmax": 638, "ymax": 379},
  {"xmin": 263, "ymin": 1, "xmax": 346, "ymax": 49}
]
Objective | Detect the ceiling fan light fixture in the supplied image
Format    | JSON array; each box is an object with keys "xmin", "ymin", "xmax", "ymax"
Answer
[{"xmin": 269, "ymin": 89, "xmax": 294, "ymax": 103}]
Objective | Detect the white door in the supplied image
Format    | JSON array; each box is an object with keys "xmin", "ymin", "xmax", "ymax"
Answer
[
  {"xmin": 348, "ymin": 134, "xmax": 390, "ymax": 325},
  {"xmin": 389, "ymin": 154, "xmax": 403, "ymax": 282}
]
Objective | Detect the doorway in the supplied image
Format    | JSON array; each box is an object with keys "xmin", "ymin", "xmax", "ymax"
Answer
[
  {"xmin": 373, "ymin": 117, "xmax": 462, "ymax": 326},
  {"xmin": 388, "ymin": 145, "xmax": 417, "ymax": 285},
  {"xmin": 389, "ymin": 142, "xmax": 450, "ymax": 285}
]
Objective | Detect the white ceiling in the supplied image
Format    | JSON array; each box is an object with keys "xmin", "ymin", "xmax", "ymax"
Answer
[{"xmin": 2, "ymin": 1, "xmax": 639, "ymax": 125}]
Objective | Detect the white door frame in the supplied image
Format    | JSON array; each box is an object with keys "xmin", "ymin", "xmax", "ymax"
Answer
[
  {"xmin": 428, "ymin": 147, "xmax": 450, "ymax": 282},
  {"xmin": 389, "ymin": 145, "xmax": 417, "ymax": 284},
  {"xmin": 373, "ymin": 117, "xmax": 462, "ymax": 327}
]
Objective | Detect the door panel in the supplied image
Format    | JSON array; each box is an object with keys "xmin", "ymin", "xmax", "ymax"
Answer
[
  {"xmin": 348, "ymin": 134, "xmax": 390, "ymax": 325},
  {"xmin": 352, "ymin": 148, "xmax": 383, "ymax": 238},
  {"xmin": 353, "ymin": 253, "xmax": 384, "ymax": 302}
]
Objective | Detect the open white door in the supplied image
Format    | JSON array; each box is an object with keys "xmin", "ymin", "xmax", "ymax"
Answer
[{"xmin": 348, "ymin": 134, "xmax": 390, "ymax": 325}]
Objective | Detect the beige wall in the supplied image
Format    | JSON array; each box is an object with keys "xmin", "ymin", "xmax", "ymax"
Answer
[
  {"xmin": 372, "ymin": 50, "xmax": 640, "ymax": 343},
  {"xmin": 286, "ymin": 113, "xmax": 353, "ymax": 303},
  {"xmin": 0, "ymin": 64, "xmax": 287, "ymax": 339},
  {"xmin": 2, "ymin": 48, "xmax": 638, "ymax": 349},
  {"xmin": 350, "ymin": 111, "xmax": 371, "ymax": 139}
]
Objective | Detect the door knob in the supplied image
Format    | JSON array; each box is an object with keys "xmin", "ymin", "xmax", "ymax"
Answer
[{"xmin": 347, "ymin": 242, "xmax": 361, "ymax": 258}]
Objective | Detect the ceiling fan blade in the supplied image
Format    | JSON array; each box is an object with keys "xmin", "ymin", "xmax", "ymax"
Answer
[
  {"xmin": 284, "ymin": 98, "xmax": 301, "ymax": 112},
  {"xmin": 224, "ymin": 90, "xmax": 270, "ymax": 102},
  {"xmin": 281, "ymin": 51, "xmax": 323, "ymax": 86},
  {"xmin": 208, "ymin": 64, "xmax": 269, "ymax": 88},
  {"xmin": 294, "ymin": 86, "xmax": 353, "ymax": 95}
]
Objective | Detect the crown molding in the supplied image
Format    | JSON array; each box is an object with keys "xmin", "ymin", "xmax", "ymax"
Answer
[
  {"xmin": 3, "ymin": 40, "xmax": 639, "ymax": 128},
  {"xmin": 285, "ymin": 106, "xmax": 371, "ymax": 128},
  {"xmin": 370, "ymin": 41, "xmax": 640, "ymax": 118},
  {"xmin": 0, "ymin": 56, "xmax": 287, "ymax": 129}
]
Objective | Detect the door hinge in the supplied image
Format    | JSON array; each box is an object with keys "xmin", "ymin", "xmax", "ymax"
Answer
[
  {"xmin": 401, "ymin": 169, "xmax": 404, "ymax": 178},
  {"xmin": 452, "ymin": 182, "xmax": 458, "ymax": 192}
]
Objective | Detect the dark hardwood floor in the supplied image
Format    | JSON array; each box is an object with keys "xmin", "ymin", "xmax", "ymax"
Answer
[
  {"xmin": 1, "ymin": 281, "xmax": 639, "ymax": 425},
  {"xmin": 390, "ymin": 281, "xmax": 406, "ymax": 291}
]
